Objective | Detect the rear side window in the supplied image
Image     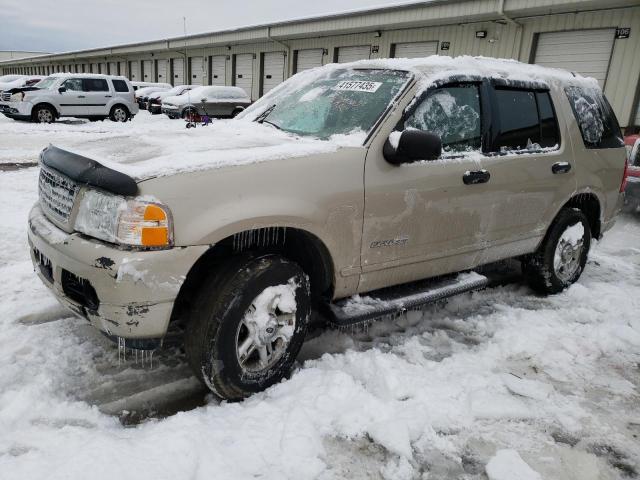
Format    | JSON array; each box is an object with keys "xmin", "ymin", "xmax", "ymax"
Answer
[
  {"xmin": 83, "ymin": 79, "xmax": 109, "ymax": 92},
  {"xmin": 405, "ymin": 83, "xmax": 482, "ymax": 154},
  {"xmin": 565, "ymin": 86, "xmax": 623, "ymax": 149},
  {"xmin": 491, "ymin": 88, "xmax": 560, "ymax": 153},
  {"xmin": 112, "ymin": 79, "xmax": 130, "ymax": 93}
]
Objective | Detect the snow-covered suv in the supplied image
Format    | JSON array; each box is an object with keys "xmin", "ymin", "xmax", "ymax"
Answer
[
  {"xmin": 27, "ymin": 57, "xmax": 626, "ymax": 400},
  {"xmin": 3, "ymin": 73, "xmax": 139, "ymax": 123}
]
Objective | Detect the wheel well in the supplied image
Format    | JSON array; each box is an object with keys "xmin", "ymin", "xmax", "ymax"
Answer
[
  {"xmin": 563, "ymin": 193, "xmax": 601, "ymax": 239},
  {"xmin": 169, "ymin": 227, "xmax": 335, "ymax": 327},
  {"xmin": 32, "ymin": 103, "xmax": 58, "ymax": 118},
  {"xmin": 110, "ymin": 104, "xmax": 129, "ymax": 113}
]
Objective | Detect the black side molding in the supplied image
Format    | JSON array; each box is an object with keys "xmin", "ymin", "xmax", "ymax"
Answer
[{"xmin": 40, "ymin": 145, "xmax": 138, "ymax": 196}]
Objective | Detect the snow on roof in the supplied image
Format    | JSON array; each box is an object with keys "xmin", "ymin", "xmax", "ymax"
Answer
[
  {"xmin": 47, "ymin": 72, "xmax": 131, "ymax": 80},
  {"xmin": 338, "ymin": 55, "xmax": 600, "ymax": 90}
]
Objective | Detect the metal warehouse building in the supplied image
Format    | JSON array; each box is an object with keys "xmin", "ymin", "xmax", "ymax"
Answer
[{"xmin": 2, "ymin": 0, "xmax": 640, "ymax": 128}]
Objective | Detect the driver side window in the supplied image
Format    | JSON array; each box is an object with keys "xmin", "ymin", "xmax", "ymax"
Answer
[
  {"xmin": 405, "ymin": 84, "xmax": 482, "ymax": 154},
  {"xmin": 62, "ymin": 78, "xmax": 83, "ymax": 92}
]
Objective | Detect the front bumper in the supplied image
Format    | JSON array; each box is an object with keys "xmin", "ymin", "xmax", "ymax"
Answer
[
  {"xmin": 28, "ymin": 204, "xmax": 207, "ymax": 339},
  {"xmin": 162, "ymin": 105, "xmax": 180, "ymax": 118}
]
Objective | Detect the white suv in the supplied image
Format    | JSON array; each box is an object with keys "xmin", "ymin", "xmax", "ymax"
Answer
[{"xmin": 3, "ymin": 73, "xmax": 139, "ymax": 123}]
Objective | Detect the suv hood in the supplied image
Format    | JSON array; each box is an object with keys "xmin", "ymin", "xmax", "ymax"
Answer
[{"xmin": 52, "ymin": 119, "xmax": 365, "ymax": 183}]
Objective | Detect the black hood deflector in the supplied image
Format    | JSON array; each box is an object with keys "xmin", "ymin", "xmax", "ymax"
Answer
[{"xmin": 40, "ymin": 145, "xmax": 138, "ymax": 196}]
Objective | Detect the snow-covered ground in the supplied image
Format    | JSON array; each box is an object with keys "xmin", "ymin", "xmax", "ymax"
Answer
[{"xmin": 0, "ymin": 113, "xmax": 639, "ymax": 479}]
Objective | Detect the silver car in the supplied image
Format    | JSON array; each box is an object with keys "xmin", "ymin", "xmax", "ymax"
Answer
[{"xmin": 161, "ymin": 86, "xmax": 251, "ymax": 119}]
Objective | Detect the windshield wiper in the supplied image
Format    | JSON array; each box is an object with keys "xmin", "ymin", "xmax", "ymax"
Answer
[
  {"xmin": 262, "ymin": 119, "xmax": 282, "ymax": 131},
  {"xmin": 254, "ymin": 104, "xmax": 276, "ymax": 124}
]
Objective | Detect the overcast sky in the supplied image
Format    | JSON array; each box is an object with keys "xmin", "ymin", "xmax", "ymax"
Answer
[{"xmin": 0, "ymin": 0, "xmax": 415, "ymax": 53}]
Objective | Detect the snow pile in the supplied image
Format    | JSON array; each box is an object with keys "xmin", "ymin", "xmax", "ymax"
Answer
[{"xmin": 486, "ymin": 450, "xmax": 541, "ymax": 480}]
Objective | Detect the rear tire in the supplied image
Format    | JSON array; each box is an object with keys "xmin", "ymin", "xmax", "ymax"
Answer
[
  {"xmin": 522, "ymin": 208, "xmax": 591, "ymax": 294},
  {"xmin": 185, "ymin": 254, "xmax": 311, "ymax": 401},
  {"xmin": 33, "ymin": 105, "xmax": 55, "ymax": 124},
  {"xmin": 109, "ymin": 105, "xmax": 129, "ymax": 122}
]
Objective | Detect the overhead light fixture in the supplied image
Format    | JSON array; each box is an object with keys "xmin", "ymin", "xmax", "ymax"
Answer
[
  {"xmin": 374, "ymin": 30, "xmax": 381, "ymax": 37},
  {"xmin": 476, "ymin": 30, "xmax": 488, "ymax": 38}
]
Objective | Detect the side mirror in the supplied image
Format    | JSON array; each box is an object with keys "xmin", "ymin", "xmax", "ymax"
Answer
[
  {"xmin": 58, "ymin": 86, "xmax": 67, "ymax": 94},
  {"xmin": 383, "ymin": 130, "xmax": 442, "ymax": 165}
]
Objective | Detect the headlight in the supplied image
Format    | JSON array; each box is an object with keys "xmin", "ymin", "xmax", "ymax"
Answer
[
  {"xmin": 10, "ymin": 92, "xmax": 24, "ymax": 102},
  {"xmin": 75, "ymin": 189, "xmax": 173, "ymax": 248}
]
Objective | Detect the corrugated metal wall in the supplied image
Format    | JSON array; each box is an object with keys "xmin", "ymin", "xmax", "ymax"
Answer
[{"xmin": 3, "ymin": 3, "xmax": 640, "ymax": 125}]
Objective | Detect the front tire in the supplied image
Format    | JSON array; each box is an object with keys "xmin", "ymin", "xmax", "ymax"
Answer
[
  {"xmin": 109, "ymin": 105, "xmax": 129, "ymax": 122},
  {"xmin": 185, "ymin": 254, "xmax": 311, "ymax": 401},
  {"xmin": 522, "ymin": 208, "xmax": 591, "ymax": 294},
  {"xmin": 33, "ymin": 105, "xmax": 55, "ymax": 124}
]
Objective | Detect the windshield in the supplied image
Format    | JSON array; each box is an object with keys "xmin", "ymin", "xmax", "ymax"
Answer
[
  {"xmin": 242, "ymin": 68, "xmax": 411, "ymax": 140},
  {"xmin": 34, "ymin": 77, "xmax": 58, "ymax": 89}
]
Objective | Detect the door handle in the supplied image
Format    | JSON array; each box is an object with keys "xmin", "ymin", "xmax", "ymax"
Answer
[
  {"xmin": 104, "ymin": 95, "xmax": 112, "ymax": 98},
  {"xmin": 463, "ymin": 169, "xmax": 491, "ymax": 185},
  {"xmin": 552, "ymin": 162, "xmax": 572, "ymax": 174},
  {"xmin": 77, "ymin": 95, "xmax": 86, "ymax": 98}
]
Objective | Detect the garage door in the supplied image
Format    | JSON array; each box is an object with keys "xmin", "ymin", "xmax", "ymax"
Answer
[
  {"xmin": 533, "ymin": 29, "xmax": 616, "ymax": 86},
  {"xmin": 394, "ymin": 41, "xmax": 439, "ymax": 59},
  {"xmin": 108, "ymin": 62, "xmax": 117, "ymax": 75},
  {"xmin": 91, "ymin": 63, "xmax": 99, "ymax": 74},
  {"xmin": 337, "ymin": 45, "xmax": 371, "ymax": 63},
  {"xmin": 262, "ymin": 51, "xmax": 285, "ymax": 95},
  {"xmin": 118, "ymin": 62, "xmax": 126, "ymax": 77},
  {"xmin": 296, "ymin": 48, "xmax": 323, "ymax": 73},
  {"xmin": 129, "ymin": 61, "xmax": 140, "ymax": 81},
  {"xmin": 210, "ymin": 56, "xmax": 226, "ymax": 86},
  {"xmin": 142, "ymin": 60, "xmax": 153, "ymax": 81},
  {"xmin": 190, "ymin": 57, "xmax": 205, "ymax": 85},
  {"xmin": 172, "ymin": 58, "xmax": 185, "ymax": 85},
  {"xmin": 234, "ymin": 54, "xmax": 254, "ymax": 98},
  {"xmin": 156, "ymin": 60, "xmax": 168, "ymax": 82},
  {"xmin": 99, "ymin": 63, "xmax": 107, "ymax": 74}
]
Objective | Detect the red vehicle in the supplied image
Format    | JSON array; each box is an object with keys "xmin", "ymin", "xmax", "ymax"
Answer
[{"xmin": 625, "ymin": 134, "xmax": 640, "ymax": 210}]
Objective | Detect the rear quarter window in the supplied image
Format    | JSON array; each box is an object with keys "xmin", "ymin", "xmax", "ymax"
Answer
[
  {"xmin": 112, "ymin": 79, "xmax": 130, "ymax": 93},
  {"xmin": 565, "ymin": 86, "xmax": 623, "ymax": 149}
]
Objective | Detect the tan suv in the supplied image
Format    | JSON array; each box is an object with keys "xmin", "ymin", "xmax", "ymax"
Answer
[{"xmin": 28, "ymin": 57, "xmax": 627, "ymax": 400}]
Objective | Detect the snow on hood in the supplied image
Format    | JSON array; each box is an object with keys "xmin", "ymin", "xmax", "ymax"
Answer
[{"xmin": 61, "ymin": 119, "xmax": 363, "ymax": 181}]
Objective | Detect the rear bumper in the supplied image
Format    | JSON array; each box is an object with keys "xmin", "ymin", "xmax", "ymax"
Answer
[{"xmin": 28, "ymin": 204, "xmax": 207, "ymax": 339}]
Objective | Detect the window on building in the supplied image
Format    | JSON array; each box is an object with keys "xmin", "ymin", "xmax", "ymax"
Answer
[{"xmin": 404, "ymin": 83, "xmax": 482, "ymax": 154}]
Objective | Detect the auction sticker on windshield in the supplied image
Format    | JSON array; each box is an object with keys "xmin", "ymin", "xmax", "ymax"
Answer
[{"xmin": 334, "ymin": 80, "xmax": 382, "ymax": 93}]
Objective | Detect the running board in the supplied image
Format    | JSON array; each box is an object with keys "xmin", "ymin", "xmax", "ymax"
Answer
[{"xmin": 325, "ymin": 272, "xmax": 489, "ymax": 327}]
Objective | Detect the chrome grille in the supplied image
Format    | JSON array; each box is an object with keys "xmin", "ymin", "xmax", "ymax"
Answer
[
  {"xmin": 38, "ymin": 166, "xmax": 79, "ymax": 224},
  {"xmin": 1, "ymin": 92, "xmax": 10, "ymax": 102}
]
